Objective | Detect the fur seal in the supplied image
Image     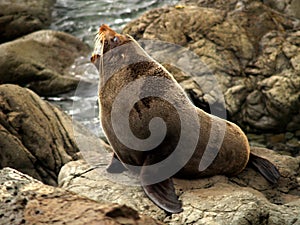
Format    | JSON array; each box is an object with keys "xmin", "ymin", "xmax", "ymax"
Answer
[{"xmin": 91, "ymin": 24, "xmax": 280, "ymax": 214}]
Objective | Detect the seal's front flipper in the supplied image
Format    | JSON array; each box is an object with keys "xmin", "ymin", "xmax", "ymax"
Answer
[
  {"xmin": 140, "ymin": 156, "xmax": 183, "ymax": 214},
  {"xmin": 142, "ymin": 178, "xmax": 183, "ymax": 214},
  {"xmin": 249, "ymin": 152, "xmax": 280, "ymax": 184},
  {"xmin": 106, "ymin": 154, "xmax": 127, "ymax": 173}
]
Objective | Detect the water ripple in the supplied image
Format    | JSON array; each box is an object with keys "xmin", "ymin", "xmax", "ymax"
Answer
[{"xmin": 51, "ymin": 0, "xmax": 179, "ymax": 47}]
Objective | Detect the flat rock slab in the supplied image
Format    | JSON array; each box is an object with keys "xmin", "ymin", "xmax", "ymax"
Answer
[
  {"xmin": 58, "ymin": 147, "xmax": 300, "ymax": 225},
  {"xmin": 0, "ymin": 167, "xmax": 163, "ymax": 225},
  {"xmin": 0, "ymin": 0, "xmax": 55, "ymax": 43},
  {"xmin": 0, "ymin": 30, "xmax": 91, "ymax": 96}
]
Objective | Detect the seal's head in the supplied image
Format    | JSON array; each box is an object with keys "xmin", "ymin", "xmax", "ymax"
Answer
[{"xmin": 91, "ymin": 24, "xmax": 131, "ymax": 64}]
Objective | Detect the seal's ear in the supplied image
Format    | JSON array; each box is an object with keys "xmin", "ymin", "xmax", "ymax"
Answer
[{"xmin": 140, "ymin": 155, "xmax": 183, "ymax": 214}]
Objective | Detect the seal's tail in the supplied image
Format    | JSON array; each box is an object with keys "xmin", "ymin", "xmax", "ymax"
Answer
[{"xmin": 249, "ymin": 152, "xmax": 281, "ymax": 184}]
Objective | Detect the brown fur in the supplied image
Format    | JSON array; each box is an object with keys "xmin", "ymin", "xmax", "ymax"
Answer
[{"xmin": 91, "ymin": 25, "xmax": 250, "ymax": 178}]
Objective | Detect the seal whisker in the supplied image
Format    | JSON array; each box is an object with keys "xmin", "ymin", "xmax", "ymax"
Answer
[
  {"xmin": 99, "ymin": 35, "xmax": 105, "ymax": 79},
  {"xmin": 94, "ymin": 32, "xmax": 100, "ymax": 41}
]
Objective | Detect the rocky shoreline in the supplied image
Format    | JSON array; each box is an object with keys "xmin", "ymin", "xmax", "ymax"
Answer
[
  {"xmin": 123, "ymin": 0, "xmax": 300, "ymax": 155},
  {"xmin": 0, "ymin": 0, "xmax": 299, "ymax": 224}
]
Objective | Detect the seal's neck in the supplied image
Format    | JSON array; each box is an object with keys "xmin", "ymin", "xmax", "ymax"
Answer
[{"xmin": 96, "ymin": 38, "xmax": 152, "ymax": 84}]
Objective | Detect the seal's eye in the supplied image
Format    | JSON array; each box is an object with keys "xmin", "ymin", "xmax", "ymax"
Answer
[{"xmin": 113, "ymin": 36, "xmax": 118, "ymax": 43}]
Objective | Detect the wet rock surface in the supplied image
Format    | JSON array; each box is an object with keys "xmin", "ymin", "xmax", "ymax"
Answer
[
  {"xmin": 0, "ymin": 30, "xmax": 91, "ymax": 96},
  {"xmin": 0, "ymin": 167, "xmax": 163, "ymax": 225},
  {"xmin": 123, "ymin": 0, "xmax": 300, "ymax": 151},
  {"xmin": 0, "ymin": 0, "xmax": 55, "ymax": 43},
  {"xmin": 58, "ymin": 147, "xmax": 300, "ymax": 225}
]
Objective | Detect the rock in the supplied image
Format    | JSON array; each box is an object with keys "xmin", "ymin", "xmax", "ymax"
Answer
[
  {"xmin": 263, "ymin": 0, "xmax": 300, "ymax": 19},
  {"xmin": 182, "ymin": 0, "xmax": 300, "ymax": 19},
  {"xmin": 266, "ymin": 133, "xmax": 285, "ymax": 144},
  {"xmin": 0, "ymin": 30, "xmax": 91, "ymax": 96},
  {"xmin": 0, "ymin": 167, "xmax": 163, "ymax": 225},
  {"xmin": 123, "ymin": 1, "xmax": 300, "ymax": 134},
  {"xmin": 0, "ymin": 84, "xmax": 107, "ymax": 186},
  {"xmin": 58, "ymin": 147, "xmax": 300, "ymax": 225},
  {"xmin": 180, "ymin": 0, "xmax": 247, "ymax": 11},
  {"xmin": 0, "ymin": 0, "xmax": 55, "ymax": 43}
]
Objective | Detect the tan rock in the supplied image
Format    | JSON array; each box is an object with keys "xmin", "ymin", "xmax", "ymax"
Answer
[
  {"xmin": 58, "ymin": 147, "xmax": 300, "ymax": 225},
  {"xmin": 0, "ymin": 167, "xmax": 163, "ymax": 225}
]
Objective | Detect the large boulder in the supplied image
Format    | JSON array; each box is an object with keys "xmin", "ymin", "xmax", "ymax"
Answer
[
  {"xmin": 263, "ymin": 0, "xmax": 300, "ymax": 19},
  {"xmin": 181, "ymin": 0, "xmax": 300, "ymax": 19},
  {"xmin": 0, "ymin": 84, "xmax": 106, "ymax": 186},
  {"xmin": 58, "ymin": 147, "xmax": 300, "ymax": 224},
  {"xmin": 0, "ymin": 0, "xmax": 55, "ymax": 43},
  {"xmin": 0, "ymin": 167, "xmax": 162, "ymax": 225},
  {"xmin": 0, "ymin": 30, "xmax": 91, "ymax": 96},
  {"xmin": 123, "ymin": 1, "xmax": 300, "ymax": 135}
]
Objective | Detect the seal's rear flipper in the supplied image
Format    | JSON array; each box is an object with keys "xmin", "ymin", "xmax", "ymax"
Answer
[
  {"xmin": 106, "ymin": 154, "xmax": 128, "ymax": 173},
  {"xmin": 140, "ymin": 156, "xmax": 183, "ymax": 214},
  {"xmin": 249, "ymin": 152, "xmax": 281, "ymax": 184}
]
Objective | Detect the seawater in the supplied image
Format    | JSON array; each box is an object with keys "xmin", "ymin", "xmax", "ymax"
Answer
[
  {"xmin": 51, "ymin": 0, "xmax": 179, "ymax": 47},
  {"xmin": 49, "ymin": 0, "xmax": 179, "ymax": 136}
]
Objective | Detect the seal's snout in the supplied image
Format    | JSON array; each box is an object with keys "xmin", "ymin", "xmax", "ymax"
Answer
[{"xmin": 90, "ymin": 24, "xmax": 114, "ymax": 64}]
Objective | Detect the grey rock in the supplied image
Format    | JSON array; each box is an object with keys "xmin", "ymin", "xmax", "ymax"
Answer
[
  {"xmin": 0, "ymin": 0, "xmax": 55, "ymax": 43},
  {"xmin": 264, "ymin": 0, "xmax": 300, "ymax": 19},
  {"xmin": 244, "ymin": 69, "xmax": 300, "ymax": 132},
  {"xmin": 58, "ymin": 147, "xmax": 300, "ymax": 225},
  {"xmin": 0, "ymin": 30, "xmax": 91, "ymax": 96},
  {"xmin": 180, "ymin": 0, "xmax": 244, "ymax": 11},
  {"xmin": 0, "ymin": 167, "xmax": 163, "ymax": 225},
  {"xmin": 123, "ymin": 2, "xmax": 300, "ymax": 134},
  {"xmin": 182, "ymin": 0, "xmax": 300, "ymax": 20}
]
